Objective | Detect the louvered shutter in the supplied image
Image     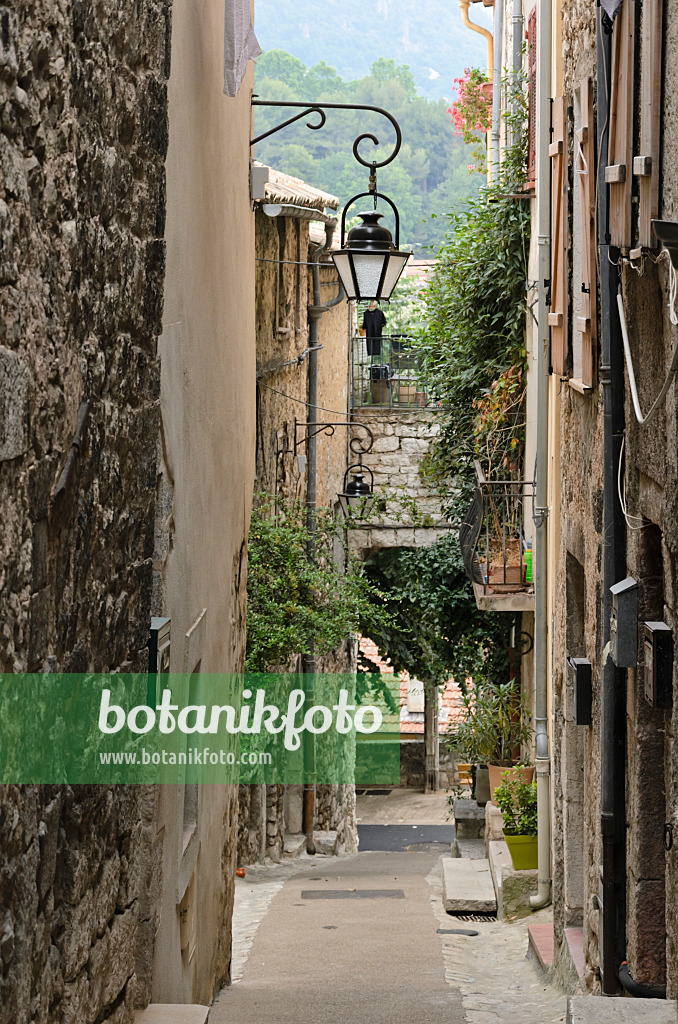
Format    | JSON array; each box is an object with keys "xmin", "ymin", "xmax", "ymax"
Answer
[
  {"xmin": 576, "ymin": 79, "xmax": 597, "ymax": 387},
  {"xmin": 549, "ymin": 97, "xmax": 568, "ymax": 377},
  {"xmin": 634, "ymin": 0, "xmax": 663, "ymax": 248},
  {"xmin": 527, "ymin": 8, "xmax": 537, "ymax": 187},
  {"xmin": 607, "ymin": 0, "xmax": 635, "ymax": 248}
]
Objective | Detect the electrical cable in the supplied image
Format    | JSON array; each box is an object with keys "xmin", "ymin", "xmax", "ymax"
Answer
[
  {"xmin": 256, "ymin": 379, "xmax": 353, "ymax": 419},
  {"xmin": 617, "ymin": 286, "xmax": 678, "ymax": 425},
  {"xmin": 617, "ymin": 434, "xmax": 645, "ymax": 531}
]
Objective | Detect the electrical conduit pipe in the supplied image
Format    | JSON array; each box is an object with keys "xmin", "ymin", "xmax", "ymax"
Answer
[{"xmin": 529, "ymin": 0, "xmax": 553, "ymax": 912}]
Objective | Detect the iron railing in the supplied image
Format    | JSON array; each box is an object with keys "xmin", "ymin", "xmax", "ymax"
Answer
[
  {"xmin": 350, "ymin": 332, "xmax": 428, "ymax": 409},
  {"xmin": 460, "ymin": 463, "xmax": 534, "ymax": 595}
]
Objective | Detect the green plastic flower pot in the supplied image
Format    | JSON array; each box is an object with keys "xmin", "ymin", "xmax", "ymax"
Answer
[{"xmin": 503, "ymin": 833, "xmax": 538, "ymax": 871}]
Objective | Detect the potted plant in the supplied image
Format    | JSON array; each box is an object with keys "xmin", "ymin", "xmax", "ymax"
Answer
[
  {"xmin": 448, "ymin": 677, "xmax": 534, "ymax": 801},
  {"xmin": 494, "ymin": 771, "xmax": 538, "ymax": 870}
]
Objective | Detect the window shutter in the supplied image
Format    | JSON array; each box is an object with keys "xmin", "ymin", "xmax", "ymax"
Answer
[
  {"xmin": 550, "ymin": 96, "xmax": 568, "ymax": 377},
  {"xmin": 634, "ymin": 0, "xmax": 663, "ymax": 248},
  {"xmin": 607, "ymin": 0, "xmax": 635, "ymax": 248},
  {"xmin": 527, "ymin": 8, "xmax": 537, "ymax": 187},
  {"xmin": 576, "ymin": 79, "xmax": 597, "ymax": 387}
]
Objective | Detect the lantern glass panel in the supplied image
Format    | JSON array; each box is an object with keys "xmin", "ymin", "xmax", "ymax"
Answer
[
  {"xmin": 380, "ymin": 253, "xmax": 409, "ymax": 300},
  {"xmin": 351, "ymin": 253, "xmax": 389, "ymax": 299},
  {"xmin": 332, "ymin": 252, "xmax": 356, "ymax": 300}
]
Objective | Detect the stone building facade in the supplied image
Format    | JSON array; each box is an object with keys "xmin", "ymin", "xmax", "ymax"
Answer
[
  {"xmin": 0, "ymin": 0, "xmax": 170, "ymax": 1019},
  {"xmin": 0, "ymin": 0, "xmax": 258, "ymax": 1018},
  {"xmin": 237, "ymin": 170, "xmax": 358, "ymax": 866},
  {"xmin": 535, "ymin": 0, "xmax": 678, "ymax": 1002}
]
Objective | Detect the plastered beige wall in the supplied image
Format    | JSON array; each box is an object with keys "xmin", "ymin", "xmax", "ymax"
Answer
[{"xmin": 150, "ymin": 0, "xmax": 256, "ymax": 1004}]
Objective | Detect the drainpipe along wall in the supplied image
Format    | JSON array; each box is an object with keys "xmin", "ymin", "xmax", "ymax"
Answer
[
  {"xmin": 529, "ymin": 0, "xmax": 553, "ymax": 912},
  {"xmin": 595, "ymin": 8, "xmax": 627, "ymax": 994},
  {"xmin": 458, "ymin": 0, "xmax": 495, "ymax": 179},
  {"xmin": 491, "ymin": 0, "xmax": 505, "ymax": 180},
  {"xmin": 302, "ymin": 219, "xmax": 343, "ymax": 853}
]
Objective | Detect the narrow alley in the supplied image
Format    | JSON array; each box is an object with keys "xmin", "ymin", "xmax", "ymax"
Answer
[{"xmin": 213, "ymin": 791, "xmax": 566, "ymax": 1024}]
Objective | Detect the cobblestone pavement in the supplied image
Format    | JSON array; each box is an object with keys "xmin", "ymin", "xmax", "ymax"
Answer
[{"xmin": 426, "ymin": 859, "xmax": 567, "ymax": 1024}]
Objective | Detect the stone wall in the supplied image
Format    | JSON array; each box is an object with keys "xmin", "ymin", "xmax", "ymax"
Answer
[
  {"xmin": 346, "ymin": 408, "xmax": 452, "ymax": 557},
  {"xmin": 0, "ymin": 0, "xmax": 170, "ymax": 1019},
  {"xmin": 553, "ymin": 0, "xmax": 678, "ymax": 997}
]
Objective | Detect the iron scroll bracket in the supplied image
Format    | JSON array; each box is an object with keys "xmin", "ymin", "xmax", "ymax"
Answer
[
  {"xmin": 250, "ymin": 100, "xmax": 402, "ymax": 170},
  {"xmin": 289, "ymin": 420, "xmax": 374, "ymax": 455}
]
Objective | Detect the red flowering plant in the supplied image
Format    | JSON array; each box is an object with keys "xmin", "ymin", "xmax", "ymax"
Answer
[{"xmin": 447, "ymin": 67, "xmax": 492, "ymax": 174}]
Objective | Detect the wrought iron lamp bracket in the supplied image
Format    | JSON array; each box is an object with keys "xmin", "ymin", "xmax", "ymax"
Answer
[
  {"xmin": 250, "ymin": 100, "xmax": 402, "ymax": 170},
  {"xmin": 289, "ymin": 419, "xmax": 374, "ymax": 454}
]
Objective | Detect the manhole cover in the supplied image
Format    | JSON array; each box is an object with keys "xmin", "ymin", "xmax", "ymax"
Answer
[{"xmin": 300, "ymin": 889, "xmax": 405, "ymax": 900}]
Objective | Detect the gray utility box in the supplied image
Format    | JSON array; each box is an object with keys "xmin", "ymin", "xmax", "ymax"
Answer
[
  {"xmin": 643, "ymin": 621, "xmax": 673, "ymax": 710},
  {"xmin": 610, "ymin": 577, "xmax": 638, "ymax": 667},
  {"xmin": 567, "ymin": 657, "xmax": 592, "ymax": 725}
]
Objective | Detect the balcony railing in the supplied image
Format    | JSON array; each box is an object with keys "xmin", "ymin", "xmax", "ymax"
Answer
[
  {"xmin": 459, "ymin": 462, "xmax": 534, "ymax": 610},
  {"xmin": 350, "ymin": 333, "xmax": 429, "ymax": 409}
]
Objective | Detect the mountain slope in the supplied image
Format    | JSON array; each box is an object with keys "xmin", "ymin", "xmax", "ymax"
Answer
[{"xmin": 253, "ymin": 0, "xmax": 493, "ymax": 101}]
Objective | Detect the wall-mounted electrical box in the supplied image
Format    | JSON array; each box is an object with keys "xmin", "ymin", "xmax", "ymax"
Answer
[
  {"xmin": 567, "ymin": 656, "xmax": 593, "ymax": 725},
  {"xmin": 643, "ymin": 621, "xmax": 673, "ymax": 710},
  {"xmin": 250, "ymin": 162, "xmax": 270, "ymax": 201},
  {"xmin": 610, "ymin": 577, "xmax": 638, "ymax": 667}
]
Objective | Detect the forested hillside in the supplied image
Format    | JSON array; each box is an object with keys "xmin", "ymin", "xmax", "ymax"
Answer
[
  {"xmin": 254, "ymin": 0, "xmax": 492, "ymax": 101},
  {"xmin": 253, "ymin": 51, "xmax": 482, "ymax": 250}
]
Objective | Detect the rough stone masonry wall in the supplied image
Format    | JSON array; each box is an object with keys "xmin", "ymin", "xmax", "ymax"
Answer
[
  {"xmin": 0, "ymin": 0, "xmax": 171, "ymax": 1019},
  {"xmin": 555, "ymin": 0, "xmax": 678, "ymax": 996}
]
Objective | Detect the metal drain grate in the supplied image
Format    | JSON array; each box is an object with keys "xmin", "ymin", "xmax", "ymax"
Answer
[
  {"xmin": 355, "ymin": 789, "xmax": 392, "ymax": 796},
  {"xmin": 300, "ymin": 889, "xmax": 405, "ymax": 900},
  {"xmin": 446, "ymin": 912, "xmax": 497, "ymax": 923}
]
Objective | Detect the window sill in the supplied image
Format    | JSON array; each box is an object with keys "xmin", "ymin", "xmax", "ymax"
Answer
[{"xmin": 568, "ymin": 378, "xmax": 594, "ymax": 395}]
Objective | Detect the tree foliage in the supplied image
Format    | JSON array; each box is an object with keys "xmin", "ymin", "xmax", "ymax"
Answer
[
  {"xmin": 246, "ymin": 497, "xmax": 397, "ymax": 713},
  {"xmin": 359, "ymin": 536, "xmax": 511, "ymax": 689},
  {"xmin": 253, "ymin": 50, "xmax": 482, "ymax": 249},
  {"xmin": 415, "ymin": 79, "xmax": 531, "ymax": 518}
]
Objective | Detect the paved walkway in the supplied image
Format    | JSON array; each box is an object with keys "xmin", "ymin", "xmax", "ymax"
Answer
[{"xmin": 215, "ymin": 789, "xmax": 567, "ymax": 1024}]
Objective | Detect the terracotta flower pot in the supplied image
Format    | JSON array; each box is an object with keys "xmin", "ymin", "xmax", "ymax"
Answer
[
  {"xmin": 503, "ymin": 832, "xmax": 538, "ymax": 870},
  {"xmin": 488, "ymin": 763, "xmax": 534, "ymax": 802}
]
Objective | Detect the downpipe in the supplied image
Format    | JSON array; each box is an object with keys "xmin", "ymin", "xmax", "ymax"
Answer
[
  {"xmin": 530, "ymin": 0, "xmax": 552, "ymax": 912},
  {"xmin": 302, "ymin": 220, "xmax": 341, "ymax": 854},
  {"xmin": 492, "ymin": 0, "xmax": 505, "ymax": 180}
]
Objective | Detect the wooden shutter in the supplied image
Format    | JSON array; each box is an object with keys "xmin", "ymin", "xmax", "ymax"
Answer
[
  {"xmin": 634, "ymin": 0, "xmax": 663, "ymax": 248},
  {"xmin": 607, "ymin": 0, "xmax": 635, "ymax": 248},
  {"xmin": 549, "ymin": 97, "xmax": 568, "ymax": 377},
  {"xmin": 576, "ymin": 79, "xmax": 597, "ymax": 387},
  {"xmin": 527, "ymin": 8, "xmax": 537, "ymax": 187}
]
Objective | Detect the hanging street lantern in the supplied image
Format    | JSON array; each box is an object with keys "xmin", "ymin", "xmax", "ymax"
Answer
[
  {"xmin": 338, "ymin": 465, "xmax": 374, "ymax": 518},
  {"xmin": 332, "ymin": 209, "xmax": 412, "ymax": 302},
  {"xmin": 250, "ymin": 99, "xmax": 412, "ymax": 302}
]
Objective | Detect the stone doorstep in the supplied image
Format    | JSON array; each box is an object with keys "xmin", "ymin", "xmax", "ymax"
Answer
[
  {"xmin": 528, "ymin": 923, "xmax": 586, "ymax": 986},
  {"xmin": 283, "ymin": 831, "xmax": 338, "ymax": 857},
  {"xmin": 441, "ymin": 856, "xmax": 497, "ymax": 913},
  {"xmin": 567, "ymin": 995, "xmax": 678, "ymax": 1023},
  {"xmin": 487, "ymin": 839, "xmax": 537, "ymax": 920},
  {"xmin": 452, "ymin": 797, "xmax": 485, "ymax": 840},
  {"xmin": 527, "ymin": 921, "xmax": 555, "ymax": 973},
  {"xmin": 135, "ymin": 1006, "xmax": 210, "ymax": 1023}
]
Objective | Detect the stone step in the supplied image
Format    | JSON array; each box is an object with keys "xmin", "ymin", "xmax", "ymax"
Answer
[
  {"xmin": 441, "ymin": 856, "xmax": 497, "ymax": 913},
  {"xmin": 488, "ymin": 839, "xmax": 537, "ymax": 920},
  {"xmin": 135, "ymin": 1005, "xmax": 210, "ymax": 1023},
  {"xmin": 567, "ymin": 995, "xmax": 677, "ymax": 1023}
]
